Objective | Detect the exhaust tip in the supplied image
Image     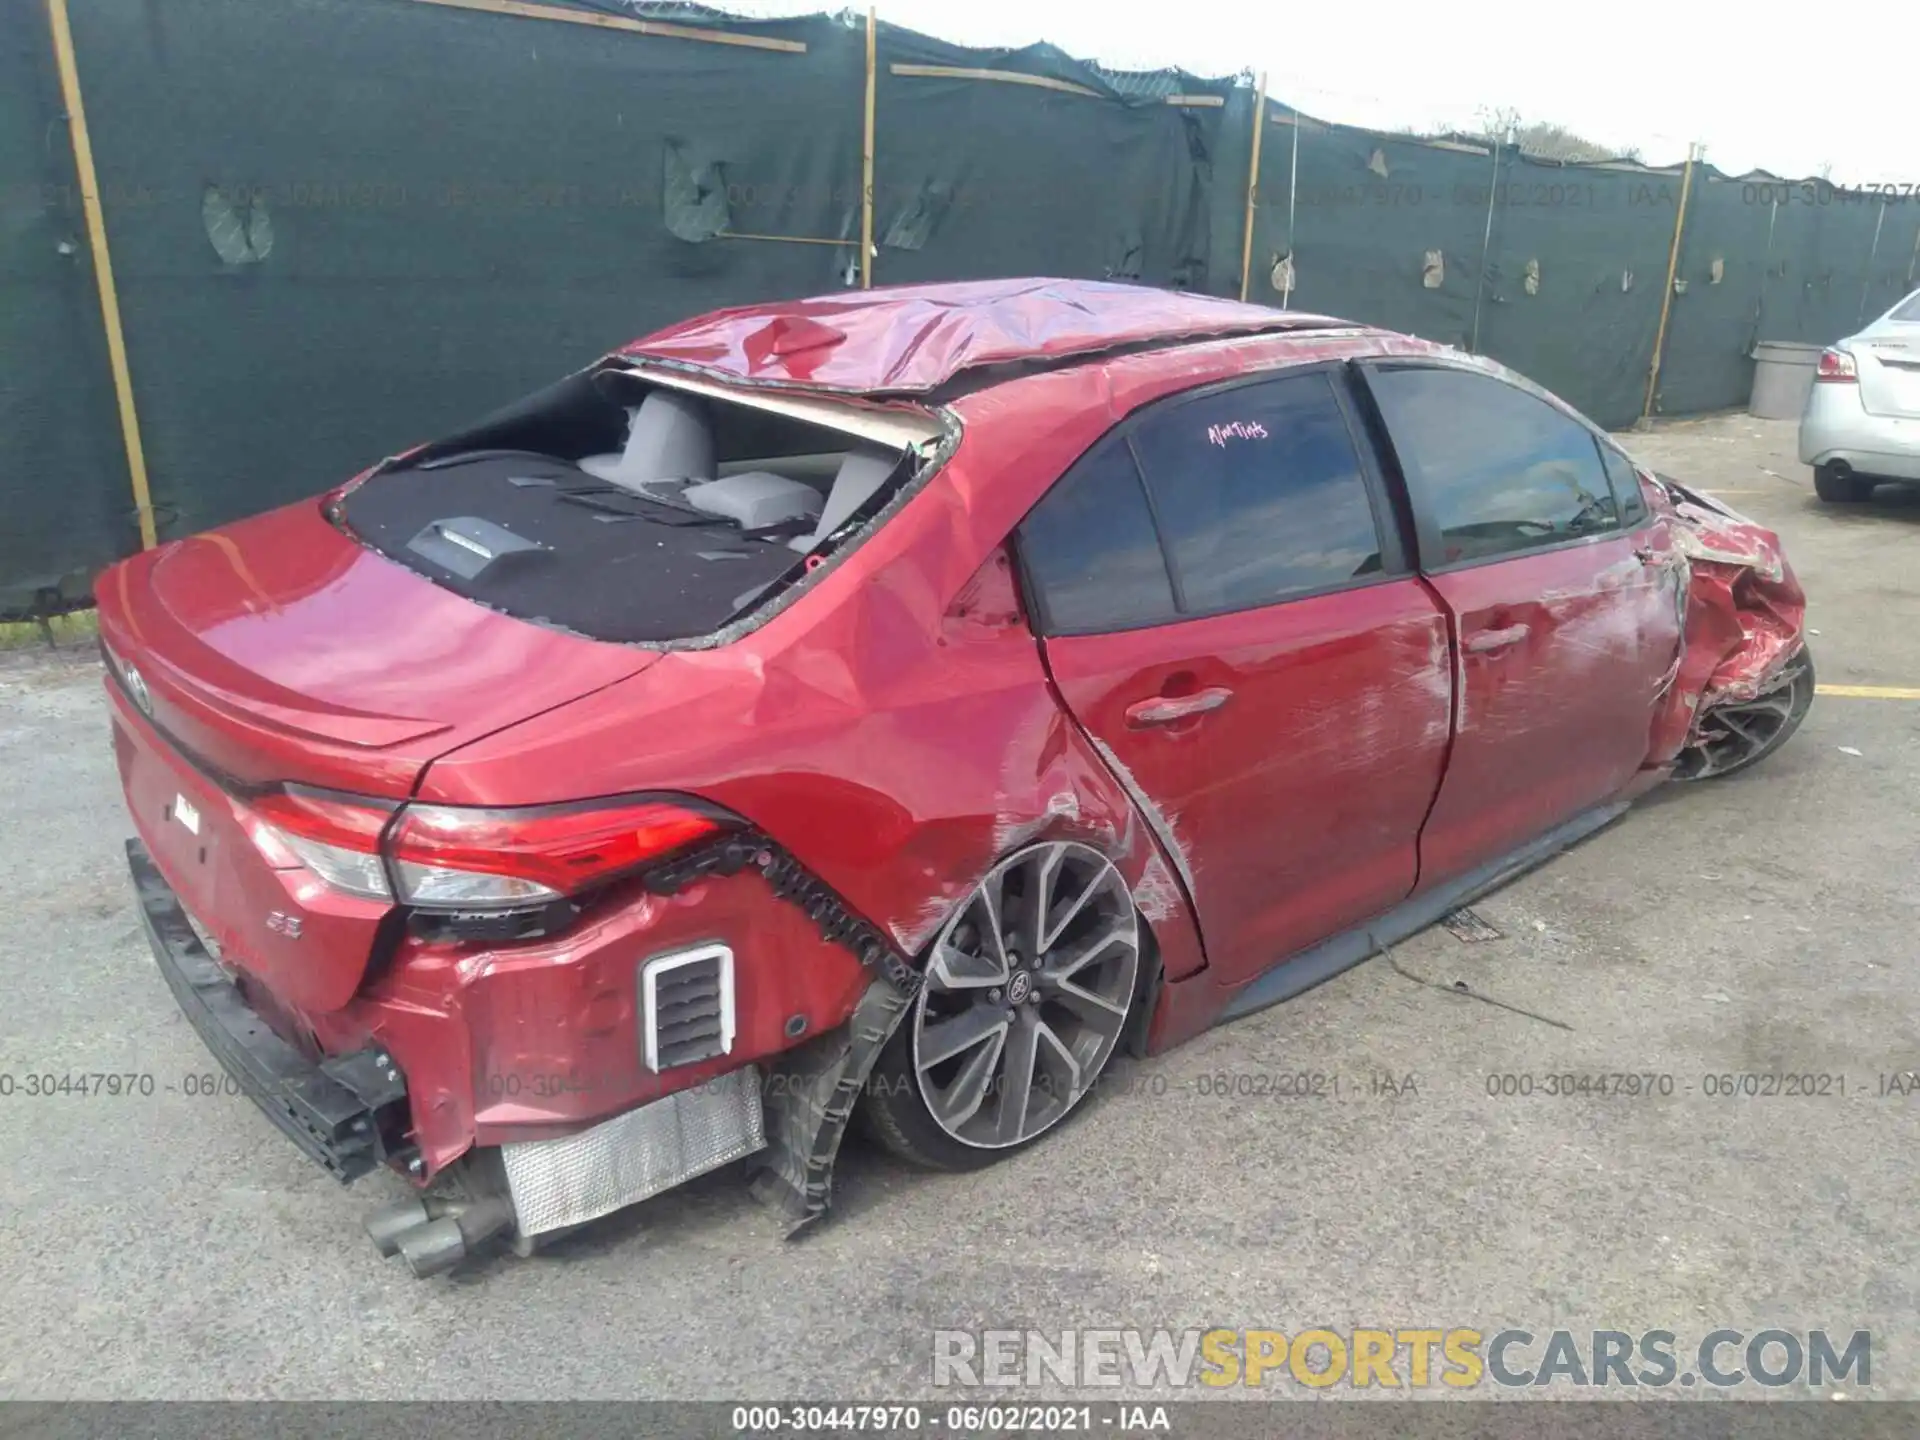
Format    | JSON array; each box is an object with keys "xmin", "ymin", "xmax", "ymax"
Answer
[
  {"xmin": 397, "ymin": 1217, "xmax": 470, "ymax": 1278},
  {"xmin": 364, "ymin": 1199, "xmax": 432, "ymax": 1258}
]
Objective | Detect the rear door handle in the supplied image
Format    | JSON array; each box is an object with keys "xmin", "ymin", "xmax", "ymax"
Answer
[
  {"xmin": 1464, "ymin": 624, "xmax": 1530, "ymax": 654},
  {"xmin": 1125, "ymin": 687, "xmax": 1234, "ymax": 727}
]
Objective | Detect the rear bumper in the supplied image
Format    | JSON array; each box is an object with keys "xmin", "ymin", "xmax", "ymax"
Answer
[
  {"xmin": 1798, "ymin": 388, "xmax": 1920, "ymax": 478},
  {"xmin": 127, "ymin": 817, "xmax": 875, "ymax": 1183},
  {"xmin": 128, "ymin": 839, "xmax": 414, "ymax": 1183}
]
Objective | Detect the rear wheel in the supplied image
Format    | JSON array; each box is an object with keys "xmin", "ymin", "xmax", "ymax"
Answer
[
  {"xmin": 1813, "ymin": 464, "xmax": 1874, "ymax": 502},
  {"xmin": 865, "ymin": 841, "xmax": 1140, "ymax": 1171},
  {"xmin": 1673, "ymin": 646, "xmax": 1816, "ymax": 781}
]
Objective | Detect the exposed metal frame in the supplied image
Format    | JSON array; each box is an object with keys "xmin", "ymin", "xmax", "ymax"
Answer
[{"xmin": 615, "ymin": 360, "xmax": 946, "ymax": 451}]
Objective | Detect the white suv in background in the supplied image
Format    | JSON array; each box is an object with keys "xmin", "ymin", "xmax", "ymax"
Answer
[{"xmin": 1801, "ymin": 288, "xmax": 1920, "ymax": 502}]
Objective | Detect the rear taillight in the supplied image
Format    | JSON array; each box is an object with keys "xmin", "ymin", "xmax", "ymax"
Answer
[
  {"xmin": 1816, "ymin": 348, "xmax": 1858, "ymax": 382},
  {"xmin": 249, "ymin": 788, "xmax": 396, "ymax": 901},
  {"xmin": 246, "ymin": 787, "xmax": 727, "ymax": 914},
  {"xmin": 388, "ymin": 799, "xmax": 726, "ymax": 908}
]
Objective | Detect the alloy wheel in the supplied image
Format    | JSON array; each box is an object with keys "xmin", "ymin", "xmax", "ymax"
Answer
[
  {"xmin": 1674, "ymin": 650, "xmax": 1815, "ymax": 780},
  {"xmin": 911, "ymin": 842, "xmax": 1139, "ymax": 1149}
]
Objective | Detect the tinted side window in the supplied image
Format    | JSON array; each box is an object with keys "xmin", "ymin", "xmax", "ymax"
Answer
[
  {"xmin": 1129, "ymin": 372, "xmax": 1385, "ymax": 614},
  {"xmin": 1368, "ymin": 367, "xmax": 1619, "ymax": 566},
  {"xmin": 1017, "ymin": 437, "xmax": 1178, "ymax": 635},
  {"xmin": 1599, "ymin": 443, "xmax": 1649, "ymax": 525}
]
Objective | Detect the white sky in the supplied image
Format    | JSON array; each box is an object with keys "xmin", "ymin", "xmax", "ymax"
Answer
[{"xmin": 857, "ymin": 0, "xmax": 1916, "ymax": 183}]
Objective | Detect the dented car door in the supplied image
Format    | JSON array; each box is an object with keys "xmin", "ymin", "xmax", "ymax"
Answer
[
  {"xmin": 1017, "ymin": 367, "xmax": 1452, "ymax": 986},
  {"xmin": 1359, "ymin": 362, "xmax": 1686, "ymax": 888}
]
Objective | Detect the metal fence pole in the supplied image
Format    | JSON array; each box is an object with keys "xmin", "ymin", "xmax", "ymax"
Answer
[
  {"xmin": 1751, "ymin": 194, "xmax": 1779, "ymax": 352},
  {"xmin": 1468, "ymin": 128, "xmax": 1508, "ymax": 353},
  {"xmin": 1237, "ymin": 72, "xmax": 1267, "ymax": 302},
  {"xmin": 860, "ymin": 6, "xmax": 877, "ymax": 288},
  {"xmin": 1280, "ymin": 108, "xmax": 1299, "ymax": 310},
  {"xmin": 46, "ymin": 0, "xmax": 156, "ymax": 550},
  {"xmin": 1859, "ymin": 197, "xmax": 1887, "ymax": 322},
  {"xmin": 1641, "ymin": 141, "xmax": 1701, "ymax": 422}
]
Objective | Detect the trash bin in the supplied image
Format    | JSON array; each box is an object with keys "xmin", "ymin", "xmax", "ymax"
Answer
[{"xmin": 1748, "ymin": 341, "xmax": 1823, "ymax": 420}]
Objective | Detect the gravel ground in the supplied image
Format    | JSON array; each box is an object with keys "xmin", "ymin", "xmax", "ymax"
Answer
[{"xmin": 1, "ymin": 413, "xmax": 1916, "ymax": 1402}]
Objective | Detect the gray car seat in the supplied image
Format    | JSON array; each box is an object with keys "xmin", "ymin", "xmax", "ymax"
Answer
[
  {"xmin": 681, "ymin": 472, "xmax": 823, "ymax": 531},
  {"xmin": 788, "ymin": 445, "xmax": 901, "ymax": 551},
  {"xmin": 578, "ymin": 389, "xmax": 717, "ymax": 490}
]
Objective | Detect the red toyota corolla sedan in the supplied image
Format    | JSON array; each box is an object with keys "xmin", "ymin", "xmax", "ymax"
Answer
[{"xmin": 98, "ymin": 279, "xmax": 1811, "ymax": 1275}]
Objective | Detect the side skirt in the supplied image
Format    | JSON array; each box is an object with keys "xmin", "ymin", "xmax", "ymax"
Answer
[{"xmin": 1218, "ymin": 801, "xmax": 1630, "ymax": 1024}]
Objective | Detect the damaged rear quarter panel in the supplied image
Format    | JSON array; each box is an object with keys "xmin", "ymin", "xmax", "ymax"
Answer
[{"xmin": 414, "ymin": 373, "xmax": 1210, "ymax": 994}]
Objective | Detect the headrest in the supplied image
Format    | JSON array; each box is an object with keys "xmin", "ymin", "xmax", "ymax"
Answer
[
  {"xmin": 578, "ymin": 389, "xmax": 717, "ymax": 491},
  {"xmin": 789, "ymin": 445, "xmax": 901, "ymax": 551}
]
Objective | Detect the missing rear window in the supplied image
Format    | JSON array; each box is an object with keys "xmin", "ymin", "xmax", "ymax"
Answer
[{"xmin": 337, "ymin": 365, "xmax": 936, "ymax": 644}]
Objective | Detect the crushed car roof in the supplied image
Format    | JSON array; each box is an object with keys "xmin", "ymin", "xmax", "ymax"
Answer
[{"xmin": 620, "ymin": 277, "xmax": 1350, "ymax": 395}]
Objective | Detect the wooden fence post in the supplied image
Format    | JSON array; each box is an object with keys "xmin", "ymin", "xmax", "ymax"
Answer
[
  {"xmin": 1641, "ymin": 141, "xmax": 1701, "ymax": 422},
  {"xmin": 1237, "ymin": 73, "xmax": 1266, "ymax": 302},
  {"xmin": 861, "ymin": 6, "xmax": 877, "ymax": 288},
  {"xmin": 46, "ymin": 0, "xmax": 156, "ymax": 550}
]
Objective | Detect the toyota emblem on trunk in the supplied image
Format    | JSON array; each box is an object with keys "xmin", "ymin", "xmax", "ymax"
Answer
[{"xmin": 122, "ymin": 663, "xmax": 152, "ymax": 716}]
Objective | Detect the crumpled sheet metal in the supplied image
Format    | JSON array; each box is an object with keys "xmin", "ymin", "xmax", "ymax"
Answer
[
  {"xmin": 1645, "ymin": 477, "xmax": 1808, "ymax": 759},
  {"xmin": 621, "ymin": 277, "xmax": 1343, "ymax": 394}
]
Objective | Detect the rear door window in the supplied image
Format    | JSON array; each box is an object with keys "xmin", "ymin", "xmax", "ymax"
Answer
[
  {"xmin": 1017, "ymin": 437, "xmax": 1179, "ymax": 635},
  {"xmin": 1127, "ymin": 371, "xmax": 1387, "ymax": 614},
  {"xmin": 1366, "ymin": 366, "xmax": 1619, "ymax": 567}
]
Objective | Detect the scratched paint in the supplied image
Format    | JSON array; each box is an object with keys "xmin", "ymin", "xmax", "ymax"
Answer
[
  {"xmin": 888, "ymin": 892, "xmax": 956, "ymax": 957},
  {"xmin": 1130, "ymin": 853, "xmax": 1182, "ymax": 924},
  {"xmin": 1086, "ymin": 735, "xmax": 1199, "ymax": 904}
]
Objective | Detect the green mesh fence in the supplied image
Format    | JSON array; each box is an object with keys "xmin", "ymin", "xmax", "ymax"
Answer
[{"xmin": 2, "ymin": 0, "xmax": 1908, "ymax": 613}]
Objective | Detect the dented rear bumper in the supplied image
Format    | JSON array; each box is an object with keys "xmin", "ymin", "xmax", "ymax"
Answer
[{"xmin": 128, "ymin": 839, "xmax": 414, "ymax": 1183}]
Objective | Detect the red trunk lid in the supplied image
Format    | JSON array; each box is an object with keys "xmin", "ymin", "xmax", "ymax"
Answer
[{"xmin": 98, "ymin": 499, "xmax": 655, "ymax": 1014}]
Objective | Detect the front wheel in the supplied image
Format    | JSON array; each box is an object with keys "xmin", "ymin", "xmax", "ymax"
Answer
[
  {"xmin": 864, "ymin": 841, "xmax": 1141, "ymax": 1171},
  {"xmin": 1672, "ymin": 645, "xmax": 1816, "ymax": 781}
]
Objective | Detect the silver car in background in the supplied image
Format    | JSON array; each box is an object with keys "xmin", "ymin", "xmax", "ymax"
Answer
[{"xmin": 1800, "ymin": 288, "xmax": 1920, "ymax": 502}]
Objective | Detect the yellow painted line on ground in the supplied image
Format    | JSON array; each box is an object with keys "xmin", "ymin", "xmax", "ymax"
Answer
[{"xmin": 1816, "ymin": 685, "xmax": 1920, "ymax": 700}]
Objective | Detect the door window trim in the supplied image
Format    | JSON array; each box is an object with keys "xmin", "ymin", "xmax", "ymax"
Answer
[
  {"xmin": 1595, "ymin": 436, "xmax": 1652, "ymax": 529},
  {"xmin": 1012, "ymin": 361, "xmax": 1413, "ymax": 639},
  {"xmin": 1352, "ymin": 358, "xmax": 1633, "ymax": 576}
]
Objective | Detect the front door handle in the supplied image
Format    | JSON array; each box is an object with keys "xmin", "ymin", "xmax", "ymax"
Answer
[
  {"xmin": 1125, "ymin": 686, "xmax": 1234, "ymax": 728},
  {"xmin": 1464, "ymin": 623, "xmax": 1530, "ymax": 654}
]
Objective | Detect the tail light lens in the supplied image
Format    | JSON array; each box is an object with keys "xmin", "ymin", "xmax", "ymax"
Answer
[
  {"xmin": 388, "ymin": 799, "xmax": 727, "ymax": 907},
  {"xmin": 1816, "ymin": 348, "xmax": 1858, "ymax": 382},
  {"xmin": 246, "ymin": 787, "xmax": 728, "ymax": 913},
  {"xmin": 249, "ymin": 788, "xmax": 396, "ymax": 901}
]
